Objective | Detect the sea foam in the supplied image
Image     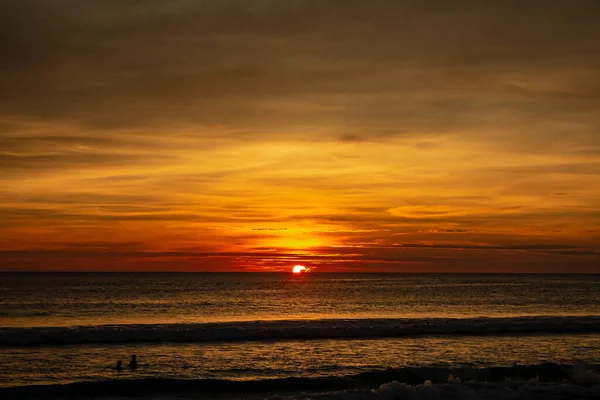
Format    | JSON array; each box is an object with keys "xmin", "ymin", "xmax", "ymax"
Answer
[{"xmin": 1, "ymin": 363, "xmax": 599, "ymax": 400}]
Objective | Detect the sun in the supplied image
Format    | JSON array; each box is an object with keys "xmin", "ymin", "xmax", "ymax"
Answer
[{"xmin": 292, "ymin": 265, "xmax": 307, "ymax": 274}]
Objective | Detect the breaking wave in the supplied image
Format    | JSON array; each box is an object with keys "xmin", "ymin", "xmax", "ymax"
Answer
[
  {"xmin": 1, "ymin": 363, "xmax": 599, "ymax": 400},
  {"xmin": 1, "ymin": 316, "xmax": 600, "ymax": 346}
]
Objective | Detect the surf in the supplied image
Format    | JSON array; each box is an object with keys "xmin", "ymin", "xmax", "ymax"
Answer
[
  {"xmin": 2, "ymin": 316, "xmax": 600, "ymax": 346},
  {"xmin": 1, "ymin": 363, "xmax": 599, "ymax": 400}
]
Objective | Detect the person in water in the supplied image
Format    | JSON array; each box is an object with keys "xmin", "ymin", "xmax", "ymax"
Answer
[
  {"xmin": 116, "ymin": 360, "xmax": 123, "ymax": 371},
  {"xmin": 129, "ymin": 355, "xmax": 138, "ymax": 369}
]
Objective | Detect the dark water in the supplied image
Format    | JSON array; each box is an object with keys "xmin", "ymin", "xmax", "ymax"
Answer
[
  {"xmin": 1, "ymin": 273, "xmax": 599, "ymax": 399},
  {"xmin": 2, "ymin": 273, "xmax": 598, "ymax": 327}
]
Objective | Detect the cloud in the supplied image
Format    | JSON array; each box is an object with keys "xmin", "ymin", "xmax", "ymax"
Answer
[
  {"xmin": 389, "ymin": 243, "xmax": 586, "ymax": 252},
  {"xmin": 1, "ymin": 1, "xmax": 599, "ymax": 271},
  {"xmin": 0, "ymin": 1, "xmax": 598, "ymax": 139},
  {"xmin": 422, "ymin": 229, "xmax": 470, "ymax": 233}
]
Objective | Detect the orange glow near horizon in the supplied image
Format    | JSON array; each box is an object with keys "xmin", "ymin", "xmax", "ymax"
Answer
[{"xmin": 0, "ymin": 2, "xmax": 599, "ymax": 273}]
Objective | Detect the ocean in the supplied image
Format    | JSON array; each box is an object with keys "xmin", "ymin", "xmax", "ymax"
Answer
[{"xmin": 1, "ymin": 273, "xmax": 599, "ymax": 399}]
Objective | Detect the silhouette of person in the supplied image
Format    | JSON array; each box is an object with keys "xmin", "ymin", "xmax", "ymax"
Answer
[
  {"xmin": 116, "ymin": 360, "xmax": 123, "ymax": 371},
  {"xmin": 129, "ymin": 355, "xmax": 138, "ymax": 369},
  {"xmin": 426, "ymin": 320, "xmax": 431, "ymax": 326}
]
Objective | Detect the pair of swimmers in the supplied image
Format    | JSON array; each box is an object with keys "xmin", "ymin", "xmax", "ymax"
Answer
[{"xmin": 116, "ymin": 355, "xmax": 138, "ymax": 371}]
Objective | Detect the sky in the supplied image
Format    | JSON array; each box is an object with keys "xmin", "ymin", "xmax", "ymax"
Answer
[{"xmin": 1, "ymin": 0, "xmax": 599, "ymax": 272}]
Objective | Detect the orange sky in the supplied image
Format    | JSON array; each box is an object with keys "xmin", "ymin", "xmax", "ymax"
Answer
[{"xmin": 1, "ymin": 0, "xmax": 599, "ymax": 272}]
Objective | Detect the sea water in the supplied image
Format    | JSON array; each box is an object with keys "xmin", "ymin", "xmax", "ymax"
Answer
[{"xmin": 1, "ymin": 273, "xmax": 599, "ymax": 399}]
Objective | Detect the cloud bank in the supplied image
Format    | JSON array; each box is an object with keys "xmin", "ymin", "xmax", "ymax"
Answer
[{"xmin": 0, "ymin": 0, "xmax": 599, "ymax": 271}]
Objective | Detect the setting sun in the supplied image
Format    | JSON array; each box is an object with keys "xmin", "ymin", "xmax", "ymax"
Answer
[{"xmin": 292, "ymin": 265, "xmax": 307, "ymax": 274}]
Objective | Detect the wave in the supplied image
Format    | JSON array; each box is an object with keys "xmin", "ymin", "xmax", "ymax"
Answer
[
  {"xmin": 1, "ymin": 363, "xmax": 599, "ymax": 399},
  {"xmin": 1, "ymin": 316, "xmax": 600, "ymax": 346}
]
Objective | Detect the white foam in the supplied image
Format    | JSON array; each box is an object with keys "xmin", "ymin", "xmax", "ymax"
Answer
[
  {"xmin": 93, "ymin": 380, "xmax": 600, "ymax": 400},
  {"xmin": 269, "ymin": 380, "xmax": 600, "ymax": 400}
]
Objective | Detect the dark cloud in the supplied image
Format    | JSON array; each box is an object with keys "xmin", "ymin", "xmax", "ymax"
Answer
[
  {"xmin": 424, "ymin": 229, "xmax": 470, "ymax": 233},
  {"xmin": 1, "ymin": 241, "xmax": 597, "ymax": 272},
  {"xmin": 293, "ymin": 209, "xmax": 600, "ymax": 227},
  {"xmin": 0, "ymin": 152, "xmax": 169, "ymax": 176},
  {"xmin": 387, "ymin": 243, "xmax": 587, "ymax": 251},
  {"xmin": 0, "ymin": 0, "xmax": 599, "ymax": 142},
  {"xmin": 0, "ymin": 134, "xmax": 159, "ymax": 154},
  {"xmin": 549, "ymin": 250, "xmax": 600, "ymax": 256},
  {"xmin": 0, "ymin": 206, "xmax": 274, "ymax": 225},
  {"xmin": 1, "ymin": 1, "xmax": 599, "ymax": 271}
]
